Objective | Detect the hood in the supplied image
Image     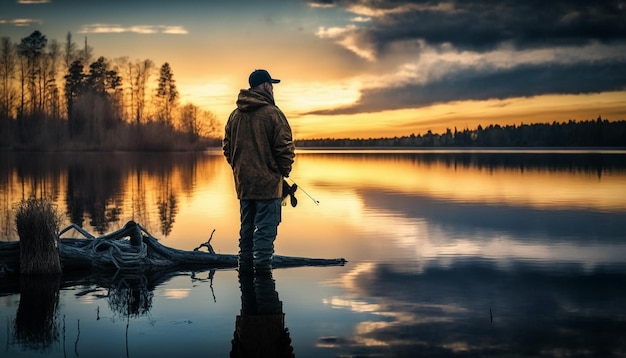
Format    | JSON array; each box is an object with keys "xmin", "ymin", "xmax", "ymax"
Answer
[{"xmin": 236, "ymin": 89, "xmax": 275, "ymax": 112}]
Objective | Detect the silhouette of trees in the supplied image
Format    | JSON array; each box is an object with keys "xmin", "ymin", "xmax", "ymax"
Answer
[
  {"xmin": 155, "ymin": 62, "xmax": 178, "ymax": 127},
  {"xmin": 64, "ymin": 59, "xmax": 85, "ymax": 138},
  {"xmin": 43, "ymin": 39, "xmax": 62, "ymax": 121},
  {"xmin": 179, "ymin": 103, "xmax": 218, "ymax": 142},
  {"xmin": 17, "ymin": 30, "xmax": 47, "ymax": 117},
  {"xmin": 0, "ymin": 37, "xmax": 17, "ymax": 142},
  {"xmin": 296, "ymin": 117, "xmax": 626, "ymax": 148},
  {"xmin": 63, "ymin": 32, "xmax": 78, "ymax": 71},
  {"xmin": 0, "ymin": 30, "xmax": 219, "ymax": 151},
  {"xmin": 131, "ymin": 59, "xmax": 154, "ymax": 124}
]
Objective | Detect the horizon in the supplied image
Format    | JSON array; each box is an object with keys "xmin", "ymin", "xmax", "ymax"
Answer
[{"xmin": 1, "ymin": 0, "xmax": 625, "ymax": 140}]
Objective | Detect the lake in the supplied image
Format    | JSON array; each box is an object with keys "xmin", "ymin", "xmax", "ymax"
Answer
[{"xmin": 1, "ymin": 149, "xmax": 626, "ymax": 357}]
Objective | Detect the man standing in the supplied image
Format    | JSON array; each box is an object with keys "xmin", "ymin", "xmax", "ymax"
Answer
[{"xmin": 223, "ymin": 69, "xmax": 295, "ymax": 271}]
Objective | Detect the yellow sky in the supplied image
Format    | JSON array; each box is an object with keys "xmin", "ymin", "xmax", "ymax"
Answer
[{"xmin": 184, "ymin": 74, "xmax": 626, "ymax": 139}]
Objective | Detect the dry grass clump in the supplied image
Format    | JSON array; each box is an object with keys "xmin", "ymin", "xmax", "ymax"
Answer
[{"xmin": 15, "ymin": 197, "xmax": 62, "ymax": 274}]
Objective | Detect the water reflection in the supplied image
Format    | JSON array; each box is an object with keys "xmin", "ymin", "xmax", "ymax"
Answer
[
  {"xmin": 231, "ymin": 270, "xmax": 294, "ymax": 357},
  {"xmin": 298, "ymin": 150, "xmax": 626, "ymax": 211},
  {"xmin": 357, "ymin": 187, "xmax": 626, "ymax": 267},
  {"xmin": 14, "ymin": 275, "xmax": 61, "ymax": 352},
  {"xmin": 3, "ymin": 268, "xmax": 221, "ymax": 355},
  {"xmin": 1, "ymin": 149, "xmax": 626, "ymax": 356},
  {"xmin": 1, "ymin": 268, "xmax": 299, "ymax": 357},
  {"xmin": 2, "ymin": 150, "xmax": 625, "ymax": 249},
  {"xmin": 0, "ymin": 152, "xmax": 222, "ymax": 241},
  {"xmin": 326, "ymin": 260, "xmax": 626, "ymax": 357}
]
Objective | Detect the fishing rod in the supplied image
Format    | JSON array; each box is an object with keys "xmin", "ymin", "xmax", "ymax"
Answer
[{"xmin": 287, "ymin": 178, "xmax": 319, "ymax": 205}]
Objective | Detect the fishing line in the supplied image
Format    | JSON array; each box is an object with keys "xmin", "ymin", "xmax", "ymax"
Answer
[{"xmin": 287, "ymin": 178, "xmax": 319, "ymax": 205}]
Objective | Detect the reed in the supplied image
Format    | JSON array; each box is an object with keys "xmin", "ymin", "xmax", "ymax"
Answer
[{"xmin": 15, "ymin": 197, "xmax": 62, "ymax": 275}]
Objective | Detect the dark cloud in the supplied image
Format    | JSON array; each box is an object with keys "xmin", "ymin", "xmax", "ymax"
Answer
[
  {"xmin": 308, "ymin": 0, "xmax": 626, "ymax": 114},
  {"xmin": 313, "ymin": 0, "xmax": 626, "ymax": 51},
  {"xmin": 308, "ymin": 60, "xmax": 626, "ymax": 114}
]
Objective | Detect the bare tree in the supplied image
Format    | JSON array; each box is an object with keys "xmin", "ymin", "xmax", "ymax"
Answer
[
  {"xmin": 132, "ymin": 59, "xmax": 154, "ymax": 124},
  {"xmin": 199, "ymin": 108, "xmax": 218, "ymax": 138},
  {"xmin": 179, "ymin": 103, "xmax": 218, "ymax": 141},
  {"xmin": 79, "ymin": 37, "xmax": 93, "ymax": 66},
  {"xmin": 43, "ymin": 39, "xmax": 61, "ymax": 119},
  {"xmin": 112, "ymin": 56, "xmax": 134, "ymax": 123},
  {"xmin": 63, "ymin": 32, "xmax": 77, "ymax": 71},
  {"xmin": 0, "ymin": 37, "xmax": 17, "ymax": 120},
  {"xmin": 179, "ymin": 103, "xmax": 197, "ymax": 140}
]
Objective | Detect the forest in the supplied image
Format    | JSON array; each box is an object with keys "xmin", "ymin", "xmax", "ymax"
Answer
[
  {"xmin": 0, "ymin": 30, "xmax": 220, "ymax": 151},
  {"xmin": 295, "ymin": 117, "xmax": 626, "ymax": 148}
]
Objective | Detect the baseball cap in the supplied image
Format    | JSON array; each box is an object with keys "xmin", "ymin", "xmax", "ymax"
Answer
[{"xmin": 248, "ymin": 69, "xmax": 281, "ymax": 88}]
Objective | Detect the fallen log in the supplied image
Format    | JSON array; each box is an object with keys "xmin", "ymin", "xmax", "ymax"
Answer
[{"xmin": 0, "ymin": 221, "xmax": 347, "ymax": 275}]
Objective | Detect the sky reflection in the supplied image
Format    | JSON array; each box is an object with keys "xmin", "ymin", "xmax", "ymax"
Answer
[{"xmin": 324, "ymin": 259, "xmax": 626, "ymax": 357}]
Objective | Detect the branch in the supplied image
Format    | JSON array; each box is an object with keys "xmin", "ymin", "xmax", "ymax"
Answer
[{"xmin": 193, "ymin": 229, "xmax": 216, "ymax": 254}]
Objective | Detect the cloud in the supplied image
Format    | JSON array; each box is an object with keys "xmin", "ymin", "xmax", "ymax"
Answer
[
  {"xmin": 307, "ymin": 1, "xmax": 336, "ymax": 8},
  {"xmin": 79, "ymin": 24, "xmax": 188, "ymax": 35},
  {"xmin": 351, "ymin": 16, "xmax": 371, "ymax": 23},
  {"xmin": 18, "ymin": 0, "xmax": 50, "ymax": 3},
  {"xmin": 312, "ymin": 0, "xmax": 626, "ymax": 53},
  {"xmin": 316, "ymin": 24, "xmax": 376, "ymax": 61},
  {"xmin": 309, "ymin": 41, "xmax": 626, "ymax": 114},
  {"xmin": 161, "ymin": 26, "xmax": 188, "ymax": 35},
  {"xmin": 307, "ymin": 0, "xmax": 626, "ymax": 114},
  {"xmin": 8, "ymin": 18, "xmax": 43, "ymax": 27},
  {"xmin": 309, "ymin": 60, "xmax": 626, "ymax": 115}
]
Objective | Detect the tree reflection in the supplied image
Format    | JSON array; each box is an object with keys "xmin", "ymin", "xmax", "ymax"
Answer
[
  {"xmin": 34, "ymin": 153, "xmax": 197, "ymax": 237},
  {"xmin": 156, "ymin": 174, "xmax": 178, "ymax": 237},
  {"xmin": 65, "ymin": 155, "xmax": 124, "ymax": 234},
  {"xmin": 105, "ymin": 273, "xmax": 154, "ymax": 318}
]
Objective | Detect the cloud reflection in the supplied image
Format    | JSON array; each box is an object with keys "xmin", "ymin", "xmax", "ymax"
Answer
[
  {"xmin": 163, "ymin": 288, "xmax": 191, "ymax": 299},
  {"xmin": 327, "ymin": 260, "xmax": 626, "ymax": 356}
]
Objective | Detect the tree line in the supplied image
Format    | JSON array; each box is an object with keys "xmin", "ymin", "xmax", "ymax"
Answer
[
  {"xmin": 295, "ymin": 117, "xmax": 626, "ymax": 148},
  {"xmin": 0, "ymin": 30, "xmax": 220, "ymax": 151}
]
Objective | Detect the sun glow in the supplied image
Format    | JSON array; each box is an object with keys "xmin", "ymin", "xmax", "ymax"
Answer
[{"xmin": 287, "ymin": 91, "xmax": 626, "ymax": 139}]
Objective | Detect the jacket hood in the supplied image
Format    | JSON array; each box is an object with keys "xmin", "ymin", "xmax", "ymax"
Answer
[{"xmin": 236, "ymin": 88, "xmax": 275, "ymax": 112}]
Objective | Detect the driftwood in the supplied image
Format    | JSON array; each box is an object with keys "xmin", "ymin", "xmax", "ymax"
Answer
[{"xmin": 0, "ymin": 221, "xmax": 346, "ymax": 275}]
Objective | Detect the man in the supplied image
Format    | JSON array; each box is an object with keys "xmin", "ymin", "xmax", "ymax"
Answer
[{"xmin": 223, "ymin": 69, "xmax": 295, "ymax": 271}]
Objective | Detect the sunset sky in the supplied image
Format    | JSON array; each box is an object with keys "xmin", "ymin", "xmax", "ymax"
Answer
[{"xmin": 1, "ymin": 0, "xmax": 625, "ymax": 139}]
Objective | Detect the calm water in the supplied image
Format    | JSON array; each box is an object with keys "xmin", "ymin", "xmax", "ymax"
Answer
[{"xmin": 1, "ymin": 149, "xmax": 626, "ymax": 357}]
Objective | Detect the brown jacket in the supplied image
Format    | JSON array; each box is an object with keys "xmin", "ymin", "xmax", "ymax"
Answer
[{"xmin": 223, "ymin": 88, "xmax": 295, "ymax": 200}]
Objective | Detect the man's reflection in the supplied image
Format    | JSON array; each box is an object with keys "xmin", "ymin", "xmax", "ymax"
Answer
[{"xmin": 230, "ymin": 269, "xmax": 294, "ymax": 358}]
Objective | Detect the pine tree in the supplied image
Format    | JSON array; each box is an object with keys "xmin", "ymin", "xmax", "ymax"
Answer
[{"xmin": 156, "ymin": 62, "xmax": 178, "ymax": 126}]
